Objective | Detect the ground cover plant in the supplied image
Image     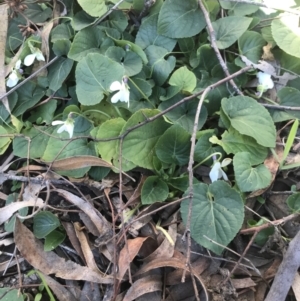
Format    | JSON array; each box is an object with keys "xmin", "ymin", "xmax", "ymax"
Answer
[{"xmin": 1, "ymin": 0, "xmax": 300, "ymax": 300}]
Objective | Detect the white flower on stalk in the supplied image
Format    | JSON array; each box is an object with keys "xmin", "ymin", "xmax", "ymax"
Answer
[
  {"xmin": 6, "ymin": 60, "xmax": 22, "ymax": 88},
  {"xmin": 256, "ymin": 71, "xmax": 274, "ymax": 97},
  {"xmin": 209, "ymin": 158, "xmax": 232, "ymax": 183},
  {"xmin": 52, "ymin": 113, "xmax": 75, "ymax": 138},
  {"xmin": 109, "ymin": 77, "xmax": 130, "ymax": 107},
  {"xmin": 24, "ymin": 47, "xmax": 45, "ymax": 66}
]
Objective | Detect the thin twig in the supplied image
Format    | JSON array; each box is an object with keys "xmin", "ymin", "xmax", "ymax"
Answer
[
  {"xmin": 181, "ymin": 86, "xmax": 211, "ymax": 300},
  {"xmin": 117, "ymin": 137, "xmax": 133, "ymax": 290},
  {"xmin": 198, "ymin": 0, "xmax": 243, "ymax": 95},
  {"xmin": 261, "ymin": 103, "xmax": 300, "ymax": 111},
  {"xmin": 0, "ymin": 56, "xmax": 59, "ymax": 101},
  {"xmin": 220, "ymin": 0, "xmax": 300, "ymax": 16},
  {"xmin": 265, "ymin": 229, "xmax": 300, "ymax": 301},
  {"xmin": 240, "ymin": 212, "xmax": 299, "ymax": 235},
  {"xmin": 222, "ymin": 231, "xmax": 258, "ymax": 284},
  {"xmin": 19, "ymin": 65, "xmax": 252, "ymax": 145},
  {"xmin": 93, "ymin": 0, "xmax": 127, "ymax": 26}
]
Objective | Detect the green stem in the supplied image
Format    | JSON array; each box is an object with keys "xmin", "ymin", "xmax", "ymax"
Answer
[
  {"xmin": 192, "ymin": 152, "xmax": 222, "ymax": 171},
  {"xmin": 245, "ymin": 90, "xmax": 278, "ymax": 105}
]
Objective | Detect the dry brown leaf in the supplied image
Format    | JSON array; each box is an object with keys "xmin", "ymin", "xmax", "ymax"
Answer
[
  {"xmin": 276, "ymin": 72, "xmax": 298, "ymax": 87},
  {"xmin": 231, "ymin": 277, "xmax": 256, "ymax": 289},
  {"xmin": 79, "ymin": 212, "xmax": 101, "ymax": 236},
  {"xmin": 0, "ymin": 199, "xmax": 44, "ymax": 224},
  {"xmin": 40, "ymin": 273, "xmax": 77, "ymax": 301},
  {"xmin": 166, "ymin": 280, "xmax": 201, "ymax": 301},
  {"xmin": 144, "ymin": 218, "xmax": 177, "ymax": 263},
  {"xmin": 117, "ymin": 237, "xmax": 150, "ymax": 281},
  {"xmin": 240, "ymin": 56, "xmax": 276, "ymax": 76},
  {"xmin": 166, "ymin": 256, "xmax": 210, "ymax": 285},
  {"xmin": 61, "ymin": 221, "xmax": 86, "ymax": 264},
  {"xmin": 56, "ymin": 189, "xmax": 112, "ymax": 243},
  {"xmin": 41, "ymin": 156, "xmax": 113, "ymax": 170},
  {"xmin": 0, "ymin": 4, "xmax": 11, "ymax": 113},
  {"xmin": 123, "ymin": 275, "xmax": 162, "ymax": 301},
  {"xmin": 134, "ymin": 257, "xmax": 208, "ymax": 301},
  {"xmin": 126, "ymin": 175, "xmax": 147, "ymax": 206},
  {"xmin": 17, "ymin": 165, "xmax": 47, "ymax": 173},
  {"xmin": 14, "ymin": 219, "xmax": 113, "ymax": 283},
  {"xmin": 22, "ymin": 180, "xmax": 46, "ymax": 201},
  {"xmin": 255, "ymin": 282, "xmax": 268, "ymax": 301},
  {"xmin": 80, "ymin": 281, "xmax": 101, "ymax": 301},
  {"xmin": 40, "ymin": 21, "xmax": 53, "ymax": 64},
  {"xmin": 264, "ymin": 256, "xmax": 281, "ymax": 279},
  {"xmin": 262, "ymin": 43, "xmax": 275, "ymax": 61},
  {"xmin": 74, "ymin": 222, "xmax": 102, "ymax": 273}
]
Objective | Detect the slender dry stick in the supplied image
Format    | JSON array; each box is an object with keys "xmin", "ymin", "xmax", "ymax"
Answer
[
  {"xmin": 220, "ymin": 0, "xmax": 300, "ymax": 16},
  {"xmin": 103, "ymin": 188, "xmax": 118, "ymax": 299},
  {"xmin": 222, "ymin": 231, "xmax": 259, "ymax": 285},
  {"xmin": 261, "ymin": 103, "xmax": 300, "ymax": 111},
  {"xmin": 240, "ymin": 212, "xmax": 299, "ymax": 235},
  {"xmin": 265, "ymin": 229, "xmax": 300, "ymax": 301},
  {"xmin": 181, "ymin": 86, "xmax": 212, "ymax": 300},
  {"xmin": 93, "ymin": 0, "xmax": 127, "ymax": 26},
  {"xmin": 23, "ymin": 66, "xmax": 252, "ymax": 146},
  {"xmin": 198, "ymin": 0, "xmax": 243, "ymax": 95},
  {"xmin": 0, "ymin": 56, "xmax": 59, "ymax": 101},
  {"xmin": 117, "ymin": 137, "xmax": 133, "ymax": 289}
]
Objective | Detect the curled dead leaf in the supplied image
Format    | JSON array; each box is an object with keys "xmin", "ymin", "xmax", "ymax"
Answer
[{"xmin": 14, "ymin": 219, "xmax": 113, "ymax": 284}]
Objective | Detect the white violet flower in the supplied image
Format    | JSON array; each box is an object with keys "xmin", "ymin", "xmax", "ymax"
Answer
[
  {"xmin": 109, "ymin": 77, "xmax": 130, "ymax": 107},
  {"xmin": 52, "ymin": 113, "xmax": 75, "ymax": 138},
  {"xmin": 24, "ymin": 47, "xmax": 45, "ymax": 66},
  {"xmin": 209, "ymin": 158, "xmax": 232, "ymax": 183},
  {"xmin": 6, "ymin": 59, "xmax": 23, "ymax": 88},
  {"xmin": 256, "ymin": 71, "xmax": 274, "ymax": 97}
]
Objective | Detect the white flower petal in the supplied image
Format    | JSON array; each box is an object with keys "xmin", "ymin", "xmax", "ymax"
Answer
[
  {"xmin": 209, "ymin": 162, "xmax": 221, "ymax": 183},
  {"xmin": 257, "ymin": 71, "xmax": 274, "ymax": 89},
  {"xmin": 123, "ymin": 87, "xmax": 130, "ymax": 106},
  {"xmin": 35, "ymin": 51, "xmax": 45, "ymax": 62},
  {"xmin": 52, "ymin": 118, "xmax": 74, "ymax": 138},
  {"xmin": 52, "ymin": 120, "xmax": 64, "ymax": 125},
  {"xmin": 111, "ymin": 90, "xmax": 122, "ymax": 103},
  {"xmin": 6, "ymin": 75, "xmax": 19, "ymax": 87},
  {"xmin": 110, "ymin": 81, "xmax": 122, "ymax": 91},
  {"xmin": 57, "ymin": 124, "xmax": 67, "ymax": 134},
  {"xmin": 65, "ymin": 123, "xmax": 74, "ymax": 138},
  {"xmin": 24, "ymin": 54, "xmax": 36, "ymax": 66},
  {"xmin": 221, "ymin": 170, "xmax": 228, "ymax": 181},
  {"xmin": 15, "ymin": 59, "xmax": 22, "ymax": 69},
  {"xmin": 118, "ymin": 89, "xmax": 129, "ymax": 103}
]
